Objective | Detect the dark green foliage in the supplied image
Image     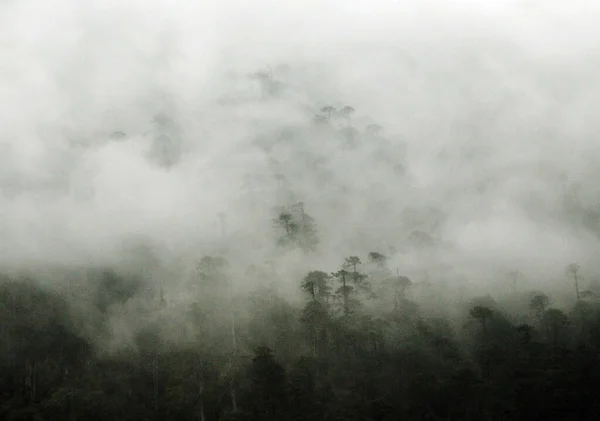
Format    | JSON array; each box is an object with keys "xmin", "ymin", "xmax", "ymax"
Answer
[
  {"xmin": 242, "ymin": 347, "xmax": 287, "ymax": 421},
  {"xmin": 530, "ymin": 292, "xmax": 549, "ymax": 323},
  {"xmin": 92, "ymin": 269, "xmax": 141, "ymax": 313},
  {"xmin": 368, "ymin": 251, "xmax": 386, "ymax": 266},
  {"xmin": 2, "ymin": 274, "xmax": 600, "ymax": 421},
  {"xmin": 301, "ymin": 271, "xmax": 331, "ymax": 302}
]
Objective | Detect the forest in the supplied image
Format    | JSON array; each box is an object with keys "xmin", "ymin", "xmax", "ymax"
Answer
[
  {"xmin": 2, "ymin": 240, "xmax": 600, "ymax": 420},
  {"xmin": 2, "ymin": 57, "xmax": 600, "ymax": 421}
]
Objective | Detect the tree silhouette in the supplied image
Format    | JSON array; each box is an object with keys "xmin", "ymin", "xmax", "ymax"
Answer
[
  {"xmin": 273, "ymin": 212, "xmax": 298, "ymax": 247},
  {"xmin": 392, "ymin": 274, "xmax": 413, "ymax": 311},
  {"xmin": 469, "ymin": 305, "xmax": 494, "ymax": 336},
  {"xmin": 320, "ymin": 105, "xmax": 335, "ymax": 119},
  {"xmin": 272, "ymin": 204, "xmax": 319, "ymax": 252},
  {"xmin": 197, "ymin": 255, "xmax": 229, "ymax": 284},
  {"xmin": 368, "ymin": 251, "xmax": 387, "ymax": 267},
  {"xmin": 344, "ymin": 256, "xmax": 370, "ymax": 297},
  {"xmin": 344, "ymin": 256, "xmax": 361, "ymax": 274},
  {"xmin": 529, "ymin": 293, "xmax": 549, "ymax": 324},
  {"xmin": 291, "ymin": 202, "xmax": 319, "ymax": 253},
  {"xmin": 542, "ymin": 308, "xmax": 569, "ymax": 346},
  {"xmin": 332, "ymin": 269, "xmax": 351, "ymax": 316},
  {"xmin": 274, "ymin": 173, "xmax": 287, "ymax": 189},
  {"xmin": 340, "ymin": 105, "xmax": 355, "ymax": 127},
  {"xmin": 366, "ymin": 123, "xmax": 383, "ymax": 136},
  {"xmin": 301, "ymin": 271, "xmax": 331, "ymax": 302},
  {"xmin": 300, "ymin": 272, "xmax": 331, "ymax": 357},
  {"xmin": 246, "ymin": 346, "xmax": 287, "ymax": 421}
]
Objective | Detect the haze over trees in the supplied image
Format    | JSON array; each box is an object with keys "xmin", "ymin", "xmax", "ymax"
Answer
[{"xmin": 2, "ymin": 0, "xmax": 600, "ymax": 420}]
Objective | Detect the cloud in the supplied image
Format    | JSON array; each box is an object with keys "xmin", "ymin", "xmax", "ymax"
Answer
[{"xmin": 0, "ymin": 0, "xmax": 599, "ymax": 292}]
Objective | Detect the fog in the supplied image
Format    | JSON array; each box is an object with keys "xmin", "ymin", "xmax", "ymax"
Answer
[
  {"xmin": 2, "ymin": 0, "xmax": 600, "ymax": 297},
  {"xmin": 5, "ymin": 2, "xmax": 600, "ymax": 419}
]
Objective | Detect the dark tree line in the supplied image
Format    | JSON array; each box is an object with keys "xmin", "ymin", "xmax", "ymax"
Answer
[{"xmin": 2, "ymin": 253, "xmax": 600, "ymax": 421}]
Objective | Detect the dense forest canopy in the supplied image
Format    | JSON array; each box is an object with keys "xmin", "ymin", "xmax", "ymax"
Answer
[{"xmin": 2, "ymin": 0, "xmax": 600, "ymax": 420}]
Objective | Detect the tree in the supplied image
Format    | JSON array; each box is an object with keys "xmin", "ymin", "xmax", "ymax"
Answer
[
  {"xmin": 344, "ymin": 256, "xmax": 361, "ymax": 275},
  {"xmin": 94, "ymin": 269, "xmax": 140, "ymax": 314},
  {"xmin": 541, "ymin": 308, "xmax": 569, "ymax": 347},
  {"xmin": 273, "ymin": 212, "xmax": 298, "ymax": 247},
  {"xmin": 391, "ymin": 274, "xmax": 413, "ymax": 311},
  {"xmin": 529, "ymin": 293, "xmax": 549, "ymax": 324},
  {"xmin": 277, "ymin": 212, "xmax": 294, "ymax": 233},
  {"xmin": 300, "ymin": 273, "xmax": 331, "ymax": 357},
  {"xmin": 332, "ymin": 269, "xmax": 351, "ymax": 316},
  {"xmin": 273, "ymin": 204, "xmax": 319, "ymax": 252},
  {"xmin": 135, "ymin": 329, "xmax": 163, "ymax": 417},
  {"xmin": 197, "ymin": 256, "xmax": 229, "ymax": 286},
  {"xmin": 301, "ymin": 271, "xmax": 331, "ymax": 302},
  {"xmin": 365, "ymin": 124, "xmax": 383, "ymax": 137},
  {"xmin": 367, "ymin": 251, "xmax": 387, "ymax": 267},
  {"xmin": 340, "ymin": 105, "xmax": 355, "ymax": 127},
  {"xmin": 245, "ymin": 347, "xmax": 287, "ymax": 421},
  {"xmin": 288, "ymin": 358, "xmax": 321, "ymax": 419},
  {"xmin": 150, "ymin": 112, "xmax": 182, "ymax": 168},
  {"xmin": 516, "ymin": 323, "xmax": 534, "ymax": 344},
  {"xmin": 469, "ymin": 305, "xmax": 494, "ymax": 336},
  {"xmin": 330, "ymin": 257, "xmax": 372, "ymax": 317},
  {"xmin": 344, "ymin": 256, "xmax": 370, "ymax": 297},
  {"xmin": 196, "ymin": 255, "xmax": 238, "ymax": 412},
  {"xmin": 274, "ymin": 173, "xmax": 287, "ymax": 189},
  {"xmin": 291, "ymin": 202, "xmax": 320, "ymax": 252},
  {"xmin": 320, "ymin": 105, "xmax": 335, "ymax": 119}
]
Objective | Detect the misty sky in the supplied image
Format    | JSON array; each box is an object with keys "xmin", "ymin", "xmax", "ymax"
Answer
[{"xmin": 1, "ymin": 0, "xmax": 600, "ymax": 290}]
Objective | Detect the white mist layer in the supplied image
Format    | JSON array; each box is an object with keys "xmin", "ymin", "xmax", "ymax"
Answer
[{"xmin": 0, "ymin": 0, "xmax": 599, "ymax": 290}]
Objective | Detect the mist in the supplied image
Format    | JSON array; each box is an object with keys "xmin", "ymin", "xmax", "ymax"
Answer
[
  {"xmin": 1, "ymin": 0, "xmax": 599, "ymax": 281},
  {"xmin": 3, "ymin": 1, "xmax": 600, "ymax": 419}
]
